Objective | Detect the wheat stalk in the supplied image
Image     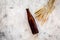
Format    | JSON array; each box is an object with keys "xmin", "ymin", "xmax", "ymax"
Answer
[{"xmin": 35, "ymin": 0, "xmax": 55, "ymax": 25}]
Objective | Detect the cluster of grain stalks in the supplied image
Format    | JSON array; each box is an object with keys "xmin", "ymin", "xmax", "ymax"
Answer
[{"xmin": 35, "ymin": 0, "xmax": 55, "ymax": 25}]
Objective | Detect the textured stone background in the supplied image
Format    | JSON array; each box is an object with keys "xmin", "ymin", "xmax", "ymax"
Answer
[{"xmin": 0, "ymin": 0, "xmax": 60, "ymax": 40}]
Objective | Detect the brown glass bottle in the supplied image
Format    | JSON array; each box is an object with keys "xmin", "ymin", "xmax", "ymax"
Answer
[{"xmin": 26, "ymin": 8, "xmax": 39, "ymax": 34}]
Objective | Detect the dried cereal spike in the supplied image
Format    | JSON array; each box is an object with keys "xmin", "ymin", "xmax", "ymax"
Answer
[{"xmin": 35, "ymin": 0, "xmax": 55, "ymax": 25}]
